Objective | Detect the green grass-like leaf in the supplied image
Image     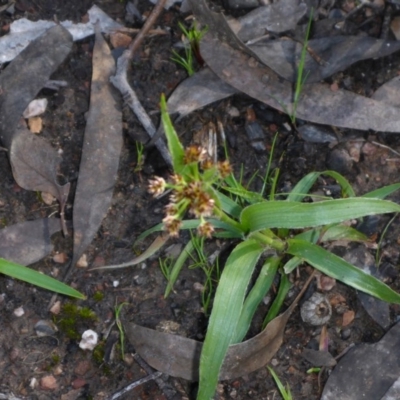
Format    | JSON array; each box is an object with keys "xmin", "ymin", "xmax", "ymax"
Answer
[
  {"xmin": 198, "ymin": 239, "xmax": 264, "ymax": 400},
  {"xmin": 0, "ymin": 258, "xmax": 85, "ymax": 299},
  {"xmin": 232, "ymin": 255, "xmax": 280, "ymax": 343},
  {"xmin": 241, "ymin": 198, "xmax": 400, "ymax": 232},
  {"xmin": 287, "ymin": 239, "xmax": 400, "ymax": 304},
  {"xmin": 160, "ymin": 94, "xmax": 185, "ymax": 173},
  {"xmin": 287, "ymin": 170, "xmax": 355, "ymax": 202}
]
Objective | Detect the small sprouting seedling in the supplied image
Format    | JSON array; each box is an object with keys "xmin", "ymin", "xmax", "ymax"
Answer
[
  {"xmin": 115, "ymin": 302, "xmax": 128, "ymax": 360},
  {"xmin": 134, "ymin": 141, "xmax": 145, "ymax": 173},
  {"xmin": 267, "ymin": 366, "xmax": 293, "ymax": 400},
  {"xmin": 307, "ymin": 367, "xmax": 322, "ymax": 374},
  {"xmin": 290, "ymin": 9, "xmax": 313, "ymax": 125},
  {"xmin": 171, "ymin": 21, "xmax": 208, "ymax": 76}
]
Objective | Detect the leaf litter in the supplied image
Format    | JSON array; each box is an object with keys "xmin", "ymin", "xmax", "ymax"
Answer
[
  {"xmin": 0, "ymin": 25, "xmax": 72, "ymax": 235},
  {"xmin": 71, "ymin": 24, "xmax": 123, "ymax": 268},
  {"xmin": 166, "ymin": 0, "xmax": 400, "ymax": 133},
  {"xmin": 0, "ymin": 219, "xmax": 61, "ymax": 265}
]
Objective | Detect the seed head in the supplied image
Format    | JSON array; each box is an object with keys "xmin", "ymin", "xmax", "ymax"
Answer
[
  {"xmin": 197, "ymin": 221, "xmax": 215, "ymax": 238},
  {"xmin": 184, "ymin": 145, "xmax": 207, "ymax": 164},
  {"xmin": 148, "ymin": 176, "xmax": 166, "ymax": 196},
  {"xmin": 162, "ymin": 215, "xmax": 182, "ymax": 237},
  {"xmin": 217, "ymin": 160, "xmax": 232, "ymax": 178}
]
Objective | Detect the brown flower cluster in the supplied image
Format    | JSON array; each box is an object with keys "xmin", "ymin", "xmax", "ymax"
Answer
[{"xmin": 147, "ymin": 145, "xmax": 232, "ymax": 238}]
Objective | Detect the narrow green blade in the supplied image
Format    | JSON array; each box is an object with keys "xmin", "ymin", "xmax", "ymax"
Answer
[
  {"xmin": 232, "ymin": 255, "xmax": 280, "ymax": 343},
  {"xmin": 198, "ymin": 239, "xmax": 264, "ymax": 400},
  {"xmin": 362, "ymin": 183, "xmax": 400, "ymax": 199},
  {"xmin": 241, "ymin": 198, "xmax": 400, "ymax": 232},
  {"xmin": 287, "ymin": 239, "xmax": 400, "ymax": 304},
  {"xmin": 160, "ymin": 94, "xmax": 185, "ymax": 173},
  {"xmin": 0, "ymin": 258, "xmax": 85, "ymax": 299}
]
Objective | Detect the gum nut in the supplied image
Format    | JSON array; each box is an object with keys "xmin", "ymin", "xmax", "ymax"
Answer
[
  {"xmin": 300, "ymin": 292, "xmax": 332, "ymax": 326},
  {"xmin": 79, "ymin": 330, "xmax": 98, "ymax": 351}
]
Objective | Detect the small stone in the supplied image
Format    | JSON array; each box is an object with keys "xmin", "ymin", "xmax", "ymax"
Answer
[
  {"xmin": 74, "ymin": 360, "xmax": 91, "ymax": 376},
  {"xmin": 49, "ymin": 300, "xmax": 61, "ymax": 315},
  {"xmin": 28, "ymin": 117, "xmax": 43, "ymax": 134},
  {"xmin": 79, "ymin": 330, "xmax": 98, "ymax": 351},
  {"xmin": 40, "ymin": 375, "xmax": 58, "ymax": 390},
  {"xmin": 13, "ymin": 306, "xmax": 24, "ymax": 317},
  {"xmin": 341, "ymin": 328, "xmax": 351, "ymax": 340},
  {"xmin": 326, "ymin": 148, "xmax": 353, "ymax": 175},
  {"xmin": 30, "ymin": 377, "xmax": 38, "ymax": 389},
  {"xmin": 71, "ymin": 377, "xmax": 87, "ymax": 389},
  {"xmin": 35, "ymin": 320, "xmax": 58, "ymax": 337},
  {"xmin": 23, "ymin": 98, "xmax": 48, "ymax": 118},
  {"xmin": 41, "ymin": 192, "xmax": 55, "ymax": 205},
  {"xmin": 123, "ymin": 353, "xmax": 134, "ymax": 366},
  {"xmin": 53, "ymin": 365, "xmax": 63, "ymax": 376},
  {"xmin": 53, "ymin": 253, "xmax": 68, "ymax": 264},
  {"xmin": 76, "ymin": 254, "xmax": 88, "ymax": 268}
]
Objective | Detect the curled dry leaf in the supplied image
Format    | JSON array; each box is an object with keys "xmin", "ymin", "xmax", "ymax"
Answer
[
  {"xmin": 72, "ymin": 25, "xmax": 122, "ymax": 267},
  {"xmin": 0, "ymin": 219, "xmax": 61, "ymax": 265},
  {"xmin": 125, "ymin": 293, "xmax": 299, "ymax": 381}
]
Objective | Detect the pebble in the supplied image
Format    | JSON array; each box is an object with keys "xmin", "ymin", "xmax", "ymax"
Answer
[
  {"xmin": 35, "ymin": 320, "xmax": 58, "ymax": 337},
  {"xmin": 326, "ymin": 148, "xmax": 354, "ymax": 174},
  {"xmin": 13, "ymin": 306, "xmax": 24, "ymax": 317},
  {"xmin": 297, "ymin": 124, "xmax": 338, "ymax": 144},
  {"xmin": 40, "ymin": 375, "xmax": 58, "ymax": 390}
]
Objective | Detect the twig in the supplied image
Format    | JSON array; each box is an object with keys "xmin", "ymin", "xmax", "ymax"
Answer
[
  {"xmin": 133, "ymin": 353, "xmax": 179, "ymax": 399},
  {"xmin": 107, "ymin": 371, "xmax": 163, "ymax": 400},
  {"xmin": 110, "ymin": 0, "xmax": 172, "ymax": 167}
]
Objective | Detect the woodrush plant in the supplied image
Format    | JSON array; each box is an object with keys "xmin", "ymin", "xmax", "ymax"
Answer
[
  {"xmin": 140, "ymin": 95, "xmax": 400, "ymax": 400},
  {"xmin": 0, "ymin": 257, "xmax": 84, "ymax": 299}
]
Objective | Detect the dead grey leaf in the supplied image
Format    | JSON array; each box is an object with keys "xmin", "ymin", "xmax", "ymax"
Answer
[
  {"xmin": 0, "ymin": 25, "xmax": 72, "ymax": 149},
  {"xmin": 188, "ymin": 0, "xmax": 400, "ymax": 132},
  {"xmin": 0, "ymin": 219, "xmax": 61, "ymax": 265},
  {"xmin": 0, "ymin": 5, "xmax": 122, "ymax": 64},
  {"xmin": 72, "ymin": 25, "xmax": 122, "ymax": 266},
  {"xmin": 126, "ymin": 296, "xmax": 296, "ymax": 381},
  {"xmin": 232, "ymin": 0, "xmax": 307, "ymax": 42},
  {"xmin": 9, "ymin": 125, "xmax": 70, "ymax": 230},
  {"xmin": 0, "ymin": 25, "xmax": 72, "ymax": 234},
  {"xmin": 372, "ymin": 76, "xmax": 400, "ymax": 107},
  {"xmin": 321, "ymin": 322, "xmax": 400, "ymax": 400},
  {"xmin": 167, "ymin": 67, "xmax": 238, "ymax": 116},
  {"xmin": 302, "ymin": 348, "xmax": 337, "ymax": 367},
  {"xmin": 249, "ymin": 36, "xmax": 400, "ymax": 83}
]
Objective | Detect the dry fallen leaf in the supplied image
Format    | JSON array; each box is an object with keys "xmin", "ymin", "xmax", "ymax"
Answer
[
  {"xmin": 188, "ymin": 0, "xmax": 400, "ymax": 133},
  {"xmin": 0, "ymin": 219, "xmax": 61, "ymax": 265},
  {"xmin": 125, "ymin": 289, "xmax": 300, "ymax": 381},
  {"xmin": 72, "ymin": 24, "xmax": 122, "ymax": 267},
  {"xmin": 0, "ymin": 25, "xmax": 72, "ymax": 235}
]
